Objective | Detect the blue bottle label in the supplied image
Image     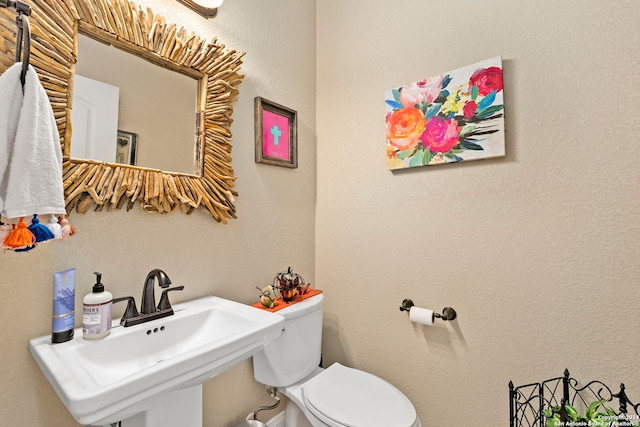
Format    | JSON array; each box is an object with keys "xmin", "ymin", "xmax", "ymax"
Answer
[{"xmin": 52, "ymin": 269, "xmax": 75, "ymax": 333}]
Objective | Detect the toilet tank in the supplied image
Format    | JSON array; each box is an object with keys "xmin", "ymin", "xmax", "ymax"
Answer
[{"xmin": 253, "ymin": 293, "xmax": 323, "ymax": 387}]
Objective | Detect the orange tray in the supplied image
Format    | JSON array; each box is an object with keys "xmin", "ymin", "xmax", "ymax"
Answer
[{"xmin": 251, "ymin": 288, "xmax": 323, "ymax": 312}]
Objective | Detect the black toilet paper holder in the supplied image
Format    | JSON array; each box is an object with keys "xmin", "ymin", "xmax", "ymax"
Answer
[{"xmin": 399, "ymin": 299, "xmax": 457, "ymax": 321}]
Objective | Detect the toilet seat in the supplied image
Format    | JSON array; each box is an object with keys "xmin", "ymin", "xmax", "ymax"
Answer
[{"xmin": 301, "ymin": 363, "xmax": 417, "ymax": 427}]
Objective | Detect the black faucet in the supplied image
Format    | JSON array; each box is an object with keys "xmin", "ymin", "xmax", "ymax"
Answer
[
  {"xmin": 112, "ymin": 269, "xmax": 184, "ymax": 327},
  {"xmin": 141, "ymin": 269, "xmax": 172, "ymax": 314}
]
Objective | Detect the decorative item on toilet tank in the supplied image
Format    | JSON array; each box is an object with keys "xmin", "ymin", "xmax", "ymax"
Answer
[{"xmin": 385, "ymin": 56, "xmax": 505, "ymax": 170}]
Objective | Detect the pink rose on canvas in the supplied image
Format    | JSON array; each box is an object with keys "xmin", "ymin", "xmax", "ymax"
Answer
[
  {"xmin": 386, "ymin": 107, "xmax": 426, "ymax": 152},
  {"xmin": 421, "ymin": 116, "xmax": 460, "ymax": 153},
  {"xmin": 399, "ymin": 76, "xmax": 444, "ymax": 108},
  {"xmin": 469, "ymin": 67, "xmax": 503, "ymax": 96}
]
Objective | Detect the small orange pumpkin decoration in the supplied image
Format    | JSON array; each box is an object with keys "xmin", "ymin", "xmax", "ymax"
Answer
[{"xmin": 273, "ymin": 267, "xmax": 306, "ymax": 303}]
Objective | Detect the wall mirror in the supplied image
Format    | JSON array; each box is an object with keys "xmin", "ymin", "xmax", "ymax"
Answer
[
  {"xmin": 73, "ymin": 34, "xmax": 198, "ymax": 174},
  {"xmin": 0, "ymin": 0, "xmax": 244, "ymax": 222}
]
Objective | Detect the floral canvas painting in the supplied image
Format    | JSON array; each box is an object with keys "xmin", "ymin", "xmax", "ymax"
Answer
[{"xmin": 385, "ymin": 56, "xmax": 505, "ymax": 170}]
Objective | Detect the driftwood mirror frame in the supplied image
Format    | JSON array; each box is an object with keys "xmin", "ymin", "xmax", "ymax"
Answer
[{"xmin": 0, "ymin": 0, "xmax": 244, "ymax": 222}]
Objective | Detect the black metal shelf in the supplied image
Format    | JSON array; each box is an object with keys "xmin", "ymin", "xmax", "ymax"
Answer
[{"xmin": 509, "ymin": 369, "xmax": 640, "ymax": 427}]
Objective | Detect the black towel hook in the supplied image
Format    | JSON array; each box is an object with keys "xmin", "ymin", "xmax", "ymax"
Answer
[
  {"xmin": 16, "ymin": 13, "xmax": 31, "ymax": 88},
  {"xmin": 1, "ymin": 0, "xmax": 32, "ymax": 88}
]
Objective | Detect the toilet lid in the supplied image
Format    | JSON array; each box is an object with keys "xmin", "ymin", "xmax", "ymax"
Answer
[{"xmin": 301, "ymin": 363, "xmax": 417, "ymax": 427}]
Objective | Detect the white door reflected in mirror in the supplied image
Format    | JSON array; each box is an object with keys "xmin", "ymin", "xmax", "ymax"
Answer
[
  {"xmin": 73, "ymin": 34, "xmax": 198, "ymax": 174},
  {"xmin": 71, "ymin": 75, "xmax": 119, "ymax": 163}
]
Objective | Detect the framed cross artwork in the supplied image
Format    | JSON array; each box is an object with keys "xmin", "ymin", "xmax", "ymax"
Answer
[{"xmin": 254, "ymin": 97, "xmax": 298, "ymax": 168}]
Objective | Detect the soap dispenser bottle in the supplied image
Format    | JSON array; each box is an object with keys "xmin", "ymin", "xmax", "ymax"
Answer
[{"xmin": 83, "ymin": 272, "xmax": 113, "ymax": 339}]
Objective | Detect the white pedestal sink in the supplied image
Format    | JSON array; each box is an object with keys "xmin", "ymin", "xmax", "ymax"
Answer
[{"xmin": 29, "ymin": 296, "xmax": 285, "ymax": 426}]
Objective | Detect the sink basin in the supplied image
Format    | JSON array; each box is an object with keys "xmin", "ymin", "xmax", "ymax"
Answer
[{"xmin": 29, "ymin": 296, "xmax": 284, "ymax": 426}]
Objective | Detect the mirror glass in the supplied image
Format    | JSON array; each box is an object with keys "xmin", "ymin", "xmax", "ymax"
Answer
[{"xmin": 72, "ymin": 34, "xmax": 198, "ymax": 175}]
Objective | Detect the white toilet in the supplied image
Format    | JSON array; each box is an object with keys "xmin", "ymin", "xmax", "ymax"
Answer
[{"xmin": 253, "ymin": 293, "xmax": 422, "ymax": 427}]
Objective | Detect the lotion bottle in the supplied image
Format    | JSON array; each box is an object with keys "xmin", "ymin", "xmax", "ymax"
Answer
[
  {"xmin": 52, "ymin": 268, "xmax": 75, "ymax": 343},
  {"xmin": 82, "ymin": 272, "xmax": 113, "ymax": 339}
]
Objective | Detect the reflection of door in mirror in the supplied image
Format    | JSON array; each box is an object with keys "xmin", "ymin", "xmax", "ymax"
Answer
[
  {"xmin": 73, "ymin": 34, "xmax": 198, "ymax": 174},
  {"xmin": 71, "ymin": 75, "xmax": 119, "ymax": 162}
]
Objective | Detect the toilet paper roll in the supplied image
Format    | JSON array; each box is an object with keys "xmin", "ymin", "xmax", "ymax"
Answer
[{"xmin": 409, "ymin": 307, "xmax": 434, "ymax": 326}]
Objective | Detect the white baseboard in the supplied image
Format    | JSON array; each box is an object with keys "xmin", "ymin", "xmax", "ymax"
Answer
[{"xmin": 266, "ymin": 411, "xmax": 285, "ymax": 427}]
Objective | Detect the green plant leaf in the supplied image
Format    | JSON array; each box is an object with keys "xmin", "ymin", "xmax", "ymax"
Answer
[
  {"xmin": 409, "ymin": 149, "xmax": 424, "ymax": 167},
  {"xmin": 459, "ymin": 125, "xmax": 477, "ymax": 138},
  {"xmin": 475, "ymin": 104, "xmax": 504, "ymax": 119},
  {"xmin": 545, "ymin": 415, "xmax": 562, "ymax": 427},
  {"xmin": 565, "ymin": 404, "xmax": 579, "ymax": 420},
  {"xmin": 397, "ymin": 148, "xmax": 416, "ymax": 160},
  {"xmin": 392, "ymin": 88, "xmax": 402, "ymax": 104},
  {"xmin": 434, "ymin": 91, "xmax": 448, "ymax": 104},
  {"xmin": 425, "ymin": 103, "xmax": 442, "ymax": 119},
  {"xmin": 385, "ymin": 99, "xmax": 403, "ymax": 110},
  {"xmin": 586, "ymin": 400, "xmax": 607, "ymax": 419},
  {"xmin": 444, "ymin": 152, "xmax": 463, "ymax": 162},
  {"xmin": 423, "ymin": 150, "xmax": 433, "ymax": 166},
  {"xmin": 477, "ymin": 90, "xmax": 497, "ymax": 110},
  {"xmin": 471, "ymin": 84, "xmax": 479, "ymax": 100},
  {"xmin": 459, "ymin": 140, "xmax": 484, "ymax": 151},
  {"xmin": 442, "ymin": 74, "xmax": 452, "ymax": 89}
]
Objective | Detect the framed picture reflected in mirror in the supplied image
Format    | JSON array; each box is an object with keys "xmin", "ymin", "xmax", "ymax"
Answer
[{"xmin": 116, "ymin": 130, "xmax": 138, "ymax": 166}]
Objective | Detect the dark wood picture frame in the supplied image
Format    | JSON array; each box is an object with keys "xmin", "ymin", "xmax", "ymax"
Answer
[{"xmin": 255, "ymin": 97, "xmax": 298, "ymax": 168}]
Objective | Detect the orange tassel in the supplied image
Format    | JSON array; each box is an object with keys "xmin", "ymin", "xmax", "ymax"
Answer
[
  {"xmin": 0, "ymin": 221, "xmax": 11, "ymax": 249},
  {"xmin": 3, "ymin": 217, "xmax": 36, "ymax": 249}
]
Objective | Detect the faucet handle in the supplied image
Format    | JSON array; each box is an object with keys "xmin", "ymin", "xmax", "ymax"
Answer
[
  {"xmin": 112, "ymin": 296, "xmax": 140, "ymax": 326},
  {"xmin": 157, "ymin": 286, "xmax": 185, "ymax": 311}
]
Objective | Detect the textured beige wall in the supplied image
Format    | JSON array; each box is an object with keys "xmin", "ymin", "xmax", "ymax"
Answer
[
  {"xmin": 0, "ymin": 1, "xmax": 315, "ymax": 426},
  {"xmin": 316, "ymin": 1, "xmax": 640, "ymax": 426},
  {"xmin": 6, "ymin": 1, "xmax": 639, "ymax": 427}
]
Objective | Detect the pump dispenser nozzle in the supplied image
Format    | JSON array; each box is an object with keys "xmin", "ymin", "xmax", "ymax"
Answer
[{"xmin": 92, "ymin": 272, "xmax": 104, "ymax": 293}]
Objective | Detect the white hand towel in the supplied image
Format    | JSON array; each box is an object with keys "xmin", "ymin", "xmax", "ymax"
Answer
[
  {"xmin": 0, "ymin": 64, "xmax": 24, "ymax": 215},
  {"xmin": 0, "ymin": 63, "xmax": 65, "ymax": 219}
]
